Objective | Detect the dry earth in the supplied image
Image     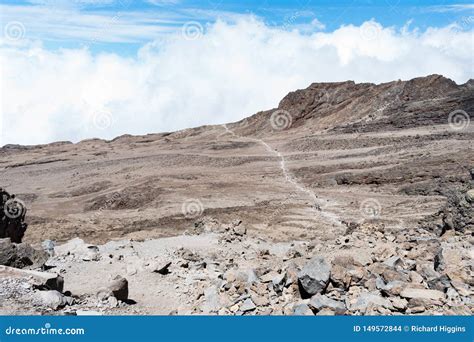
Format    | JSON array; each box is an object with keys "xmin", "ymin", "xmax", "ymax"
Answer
[{"xmin": 0, "ymin": 74, "xmax": 473, "ymax": 315}]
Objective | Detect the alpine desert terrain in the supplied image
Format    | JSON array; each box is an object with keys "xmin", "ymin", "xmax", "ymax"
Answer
[{"xmin": 0, "ymin": 74, "xmax": 473, "ymax": 316}]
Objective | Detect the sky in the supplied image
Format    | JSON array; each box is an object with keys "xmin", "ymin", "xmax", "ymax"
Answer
[{"xmin": 1, "ymin": 0, "xmax": 473, "ymax": 145}]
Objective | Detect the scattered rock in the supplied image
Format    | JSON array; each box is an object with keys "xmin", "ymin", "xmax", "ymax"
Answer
[
  {"xmin": 349, "ymin": 292, "xmax": 393, "ymax": 312},
  {"xmin": 400, "ymin": 288, "xmax": 445, "ymax": 301},
  {"xmin": 293, "ymin": 303, "xmax": 313, "ymax": 316},
  {"xmin": 240, "ymin": 298, "xmax": 256, "ymax": 312},
  {"xmin": 0, "ymin": 238, "xmax": 48, "ymax": 269},
  {"xmin": 298, "ymin": 256, "xmax": 330, "ymax": 297},
  {"xmin": 54, "ymin": 238, "xmax": 100, "ymax": 261},
  {"xmin": 309, "ymin": 294, "xmax": 346, "ymax": 315},
  {"xmin": 271, "ymin": 272, "xmax": 287, "ymax": 294}
]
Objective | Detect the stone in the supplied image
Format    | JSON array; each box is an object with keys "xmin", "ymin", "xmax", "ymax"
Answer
[
  {"xmin": 0, "ymin": 265, "xmax": 63, "ymax": 292},
  {"xmin": 465, "ymin": 189, "xmax": 474, "ymax": 203},
  {"xmin": 376, "ymin": 280, "xmax": 407, "ymax": 296},
  {"xmin": 107, "ymin": 276, "xmax": 129, "ymax": 301},
  {"xmin": 35, "ymin": 290, "xmax": 68, "ymax": 310},
  {"xmin": 309, "ymin": 294, "xmax": 346, "ymax": 315},
  {"xmin": 298, "ymin": 256, "xmax": 331, "ymax": 297},
  {"xmin": 233, "ymin": 226, "xmax": 247, "ymax": 236},
  {"xmin": 293, "ymin": 303, "xmax": 313, "ymax": 316},
  {"xmin": 260, "ymin": 271, "xmax": 279, "ymax": 283},
  {"xmin": 55, "ymin": 238, "xmax": 100, "ymax": 261},
  {"xmin": 41, "ymin": 240, "xmax": 56, "ymax": 256},
  {"xmin": 76, "ymin": 310, "xmax": 102, "ymax": 316},
  {"xmin": 427, "ymin": 275, "xmax": 451, "ymax": 292},
  {"xmin": 369, "ymin": 263, "xmax": 409, "ymax": 283},
  {"xmin": 349, "ymin": 292, "xmax": 393, "ymax": 312},
  {"xmin": 96, "ymin": 288, "xmax": 113, "ymax": 301},
  {"xmin": 316, "ymin": 308, "xmax": 336, "ymax": 316},
  {"xmin": 352, "ymin": 251, "xmax": 373, "ymax": 266},
  {"xmin": 202, "ymin": 285, "xmax": 220, "ymax": 313},
  {"xmin": 251, "ymin": 294, "xmax": 270, "ymax": 307},
  {"xmin": 434, "ymin": 248, "xmax": 467, "ymax": 282},
  {"xmin": 409, "ymin": 271, "xmax": 423, "ymax": 284},
  {"xmin": 400, "ymin": 288, "xmax": 445, "ymax": 301},
  {"xmin": 390, "ymin": 297, "xmax": 408, "ymax": 310},
  {"xmin": 240, "ymin": 298, "xmax": 256, "ymax": 312},
  {"xmin": 152, "ymin": 261, "xmax": 172, "ymax": 275},
  {"xmin": 417, "ymin": 263, "xmax": 440, "ymax": 280},
  {"xmin": 0, "ymin": 238, "xmax": 48, "ymax": 269},
  {"xmin": 271, "ymin": 272, "xmax": 287, "ymax": 294},
  {"xmin": 383, "ymin": 256, "xmax": 404, "ymax": 269},
  {"xmin": 451, "ymin": 280, "xmax": 471, "ymax": 297},
  {"xmin": 407, "ymin": 306, "xmax": 425, "ymax": 314}
]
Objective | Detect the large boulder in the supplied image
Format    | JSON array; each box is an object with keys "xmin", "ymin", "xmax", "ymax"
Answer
[
  {"xmin": 0, "ymin": 238, "xmax": 48, "ymax": 269},
  {"xmin": 34, "ymin": 290, "xmax": 73, "ymax": 310},
  {"xmin": 298, "ymin": 256, "xmax": 331, "ymax": 297}
]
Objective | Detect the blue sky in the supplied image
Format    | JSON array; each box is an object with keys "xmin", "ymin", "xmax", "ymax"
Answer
[
  {"xmin": 2, "ymin": 0, "xmax": 473, "ymax": 55},
  {"xmin": 1, "ymin": 1, "xmax": 473, "ymax": 145}
]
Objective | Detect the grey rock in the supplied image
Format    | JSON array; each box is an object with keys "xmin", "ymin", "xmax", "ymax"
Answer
[
  {"xmin": 271, "ymin": 272, "xmax": 287, "ymax": 294},
  {"xmin": 0, "ymin": 238, "xmax": 48, "ymax": 269},
  {"xmin": 35, "ymin": 290, "xmax": 68, "ymax": 310},
  {"xmin": 293, "ymin": 303, "xmax": 313, "ymax": 316},
  {"xmin": 107, "ymin": 276, "xmax": 128, "ymax": 301},
  {"xmin": 427, "ymin": 275, "xmax": 451, "ymax": 292},
  {"xmin": 383, "ymin": 256, "xmax": 404, "ymax": 269},
  {"xmin": 465, "ymin": 189, "xmax": 474, "ymax": 203},
  {"xmin": 240, "ymin": 298, "xmax": 256, "ymax": 312},
  {"xmin": 349, "ymin": 292, "xmax": 393, "ymax": 312},
  {"xmin": 310, "ymin": 294, "xmax": 346, "ymax": 315},
  {"xmin": 298, "ymin": 256, "xmax": 331, "ymax": 297},
  {"xmin": 400, "ymin": 288, "xmax": 445, "ymax": 300},
  {"xmin": 0, "ymin": 265, "xmax": 63, "ymax": 292},
  {"xmin": 41, "ymin": 240, "xmax": 56, "ymax": 256},
  {"xmin": 202, "ymin": 285, "xmax": 220, "ymax": 313}
]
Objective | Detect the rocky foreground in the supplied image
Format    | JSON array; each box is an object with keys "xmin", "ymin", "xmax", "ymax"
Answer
[{"xmin": 1, "ymin": 208, "xmax": 472, "ymax": 315}]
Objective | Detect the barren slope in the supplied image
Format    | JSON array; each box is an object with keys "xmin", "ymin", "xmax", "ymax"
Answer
[{"xmin": 1, "ymin": 74, "xmax": 473, "ymax": 245}]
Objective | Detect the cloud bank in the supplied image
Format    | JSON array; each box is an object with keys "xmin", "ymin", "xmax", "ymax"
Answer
[{"xmin": 1, "ymin": 17, "xmax": 473, "ymax": 145}]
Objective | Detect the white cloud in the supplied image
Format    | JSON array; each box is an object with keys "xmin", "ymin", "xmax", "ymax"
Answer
[
  {"xmin": 1, "ymin": 17, "xmax": 473, "ymax": 145},
  {"xmin": 425, "ymin": 4, "xmax": 474, "ymax": 12}
]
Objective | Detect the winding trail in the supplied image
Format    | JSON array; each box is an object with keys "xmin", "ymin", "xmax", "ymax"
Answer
[{"xmin": 221, "ymin": 124, "xmax": 342, "ymax": 226}]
